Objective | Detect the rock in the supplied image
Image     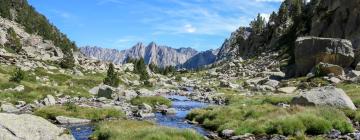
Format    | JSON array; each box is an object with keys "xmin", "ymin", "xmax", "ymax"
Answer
[
  {"xmin": 43, "ymin": 95, "xmax": 56, "ymax": 106},
  {"xmin": 291, "ymin": 86, "xmax": 356, "ymax": 110},
  {"xmin": 119, "ymin": 90, "xmax": 137, "ymax": 100},
  {"xmin": 161, "ymin": 108, "xmax": 176, "ymax": 115},
  {"xmin": 348, "ymin": 70, "xmax": 360, "ymax": 78},
  {"xmin": 136, "ymin": 88, "xmax": 155, "ymax": 96},
  {"xmin": 328, "ymin": 129, "xmax": 341, "ymax": 139},
  {"xmin": 329, "ymin": 77, "xmax": 341, "ymax": 84},
  {"xmin": 55, "ymin": 116, "xmax": 91, "ymax": 125},
  {"xmin": 220, "ymin": 80, "xmax": 239, "ymax": 89},
  {"xmin": 1, "ymin": 103, "xmax": 19, "ymax": 113},
  {"xmin": 295, "ymin": 37, "xmax": 354, "ymax": 76},
  {"xmin": 0, "ymin": 113, "xmax": 74, "ymax": 140},
  {"xmin": 139, "ymin": 103, "xmax": 152, "ymax": 113},
  {"xmin": 277, "ymin": 87, "xmax": 297, "ymax": 94},
  {"xmin": 230, "ymin": 133, "xmax": 255, "ymax": 140},
  {"xmin": 221, "ymin": 129, "xmax": 235, "ymax": 138},
  {"xmin": 13, "ymin": 85, "xmax": 25, "ymax": 92},
  {"xmin": 263, "ymin": 79, "xmax": 280, "ymax": 88},
  {"xmin": 356, "ymin": 63, "xmax": 360, "ymax": 71},
  {"xmin": 316, "ymin": 62, "xmax": 345, "ymax": 76},
  {"xmin": 72, "ymin": 68, "xmax": 84, "ymax": 76},
  {"xmin": 97, "ymin": 85, "xmax": 114, "ymax": 99}
]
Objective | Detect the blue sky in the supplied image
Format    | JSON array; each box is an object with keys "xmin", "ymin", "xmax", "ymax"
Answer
[{"xmin": 27, "ymin": 0, "xmax": 282, "ymax": 51}]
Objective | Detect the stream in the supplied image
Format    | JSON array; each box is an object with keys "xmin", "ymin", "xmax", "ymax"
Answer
[{"xmin": 69, "ymin": 95, "xmax": 209, "ymax": 140}]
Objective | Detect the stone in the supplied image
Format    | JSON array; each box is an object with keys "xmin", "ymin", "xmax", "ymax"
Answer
[
  {"xmin": 291, "ymin": 86, "xmax": 356, "ymax": 110},
  {"xmin": 0, "ymin": 113, "xmax": 74, "ymax": 140},
  {"xmin": 277, "ymin": 87, "xmax": 297, "ymax": 94},
  {"xmin": 72, "ymin": 68, "xmax": 84, "ymax": 76},
  {"xmin": 13, "ymin": 85, "xmax": 25, "ymax": 92},
  {"xmin": 348, "ymin": 70, "xmax": 360, "ymax": 78},
  {"xmin": 139, "ymin": 103, "xmax": 152, "ymax": 113},
  {"xmin": 161, "ymin": 108, "xmax": 176, "ymax": 115},
  {"xmin": 55, "ymin": 116, "xmax": 91, "ymax": 125},
  {"xmin": 43, "ymin": 95, "xmax": 56, "ymax": 106},
  {"xmin": 221, "ymin": 129, "xmax": 235, "ymax": 138},
  {"xmin": 136, "ymin": 88, "xmax": 155, "ymax": 96},
  {"xmin": 97, "ymin": 85, "xmax": 114, "ymax": 99},
  {"xmin": 230, "ymin": 133, "xmax": 255, "ymax": 140},
  {"xmin": 295, "ymin": 37, "xmax": 354, "ymax": 76},
  {"xmin": 329, "ymin": 77, "xmax": 341, "ymax": 84},
  {"xmin": 356, "ymin": 63, "xmax": 360, "ymax": 71},
  {"xmin": 328, "ymin": 129, "xmax": 341, "ymax": 139},
  {"xmin": 263, "ymin": 79, "xmax": 280, "ymax": 88},
  {"xmin": 1, "ymin": 103, "xmax": 19, "ymax": 113},
  {"xmin": 316, "ymin": 62, "xmax": 345, "ymax": 76}
]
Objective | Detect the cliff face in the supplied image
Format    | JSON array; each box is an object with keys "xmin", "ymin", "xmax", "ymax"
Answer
[
  {"xmin": 308, "ymin": 0, "xmax": 360, "ymax": 65},
  {"xmin": 80, "ymin": 42, "xmax": 198, "ymax": 68}
]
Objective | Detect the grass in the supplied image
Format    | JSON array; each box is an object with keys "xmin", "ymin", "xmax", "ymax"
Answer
[
  {"xmin": 34, "ymin": 103, "xmax": 124, "ymax": 121},
  {"xmin": 0, "ymin": 65, "xmax": 104, "ymax": 103},
  {"xmin": 130, "ymin": 96, "xmax": 172, "ymax": 107},
  {"xmin": 186, "ymin": 95, "xmax": 353, "ymax": 136},
  {"xmin": 337, "ymin": 83, "xmax": 360, "ymax": 107},
  {"xmin": 90, "ymin": 120, "xmax": 204, "ymax": 140}
]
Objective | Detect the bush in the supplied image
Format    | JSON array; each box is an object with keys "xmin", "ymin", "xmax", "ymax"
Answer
[
  {"xmin": 91, "ymin": 120, "xmax": 204, "ymax": 140},
  {"xmin": 103, "ymin": 63, "xmax": 120, "ymax": 87},
  {"xmin": 34, "ymin": 105, "xmax": 124, "ymax": 121},
  {"xmin": 5, "ymin": 28, "xmax": 22, "ymax": 53},
  {"xmin": 60, "ymin": 53, "xmax": 75, "ymax": 69},
  {"xmin": 9, "ymin": 67, "xmax": 25, "ymax": 83},
  {"xmin": 130, "ymin": 96, "xmax": 172, "ymax": 107}
]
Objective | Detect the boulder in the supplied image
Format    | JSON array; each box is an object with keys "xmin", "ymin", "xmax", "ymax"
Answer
[
  {"xmin": 161, "ymin": 108, "xmax": 176, "ymax": 115},
  {"xmin": 356, "ymin": 63, "xmax": 360, "ymax": 71},
  {"xmin": 139, "ymin": 103, "xmax": 152, "ymax": 113},
  {"xmin": 291, "ymin": 86, "xmax": 356, "ymax": 110},
  {"xmin": 1, "ymin": 103, "xmax": 19, "ymax": 113},
  {"xmin": 0, "ymin": 113, "xmax": 74, "ymax": 140},
  {"xmin": 348, "ymin": 70, "xmax": 360, "ymax": 78},
  {"xmin": 263, "ymin": 79, "xmax": 280, "ymax": 88},
  {"xmin": 55, "ymin": 116, "xmax": 91, "ymax": 125},
  {"xmin": 43, "ymin": 95, "xmax": 56, "ymax": 106},
  {"xmin": 136, "ymin": 88, "xmax": 155, "ymax": 96},
  {"xmin": 89, "ymin": 85, "xmax": 116, "ymax": 99},
  {"xmin": 221, "ymin": 129, "xmax": 235, "ymax": 138},
  {"xmin": 295, "ymin": 37, "xmax": 354, "ymax": 76},
  {"xmin": 277, "ymin": 87, "xmax": 297, "ymax": 94}
]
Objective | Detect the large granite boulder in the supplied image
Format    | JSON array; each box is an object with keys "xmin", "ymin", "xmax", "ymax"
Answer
[
  {"xmin": 291, "ymin": 86, "xmax": 356, "ymax": 110},
  {"xmin": 294, "ymin": 37, "xmax": 354, "ymax": 76},
  {"xmin": 0, "ymin": 113, "xmax": 74, "ymax": 140},
  {"xmin": 55, "ymin": 116, "xmax": 91, "ymax": 125}
]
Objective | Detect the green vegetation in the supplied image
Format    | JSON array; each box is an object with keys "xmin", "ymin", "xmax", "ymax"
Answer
[
  {"xmin": 34, "ymin": 103, "xmax": 123, "ymax": 121},
  {"xmin": 103, "ymin": 63, "xmax": 120, "ymax": 87},
  {"xmin": 149, "ymin": 63, "xmax": 176, "ymax": 76},
  {"xmin": 0, "ymin": 65, "xmax": 104, "ymax": 103},
  {"xmin": 9, "ymin": 67, "xmax": 25, "ymax": 83},
  {"xmin": 187, "ymin": 95, "xmax": 353, "ymax": 136},
  {"xmin": 130, "ymin": 96, "xmax": 172, "ymax": 107},
  {"xmin": 127, "ymin": 58, "xmax": 149, "ymax": 81},
  {"xmin": 337, "ymin": 83, "xmax": 360, "ymax": 107},
  {"xmin": 0, "ymin": 0, "xmax": 77, "ymax": 54},
  {"xmin": 91, "ymin": 120, "xmax": 204, "ymax": 140},
  {"xmin": 60, "ymin": 53, "xmax": 75, "ymax": 69},
  {"xmin": 5, "ymin": 27, "xmax": 22, "ymax": 53}
]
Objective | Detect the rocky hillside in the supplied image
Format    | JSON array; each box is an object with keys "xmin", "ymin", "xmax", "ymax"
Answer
[
  {"xmin": 180, "ymin": 49, "xmax": 218, "ymax": 70},
  {"xmin": 80, "ymin": 42, "xmax": 198, "ymax": 67}
]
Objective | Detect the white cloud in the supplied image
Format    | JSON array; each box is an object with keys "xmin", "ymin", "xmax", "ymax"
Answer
[{"xmin": 184, "ymin": 24, "xmax": 196, "ymax": 33}]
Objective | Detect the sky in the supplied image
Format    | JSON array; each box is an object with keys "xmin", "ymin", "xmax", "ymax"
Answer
[{"xmin": 27, "ymin": 0, "xmax": 282, "ymax": 51}]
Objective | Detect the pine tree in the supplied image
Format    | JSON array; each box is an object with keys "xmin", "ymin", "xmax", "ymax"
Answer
[
  {"xmin": 104, "ymin": 63, "xmax": 120, "ymax": 87},
  {"xmin": 250, "ymin": 13, "xmax": 266, "ymax": 34}
]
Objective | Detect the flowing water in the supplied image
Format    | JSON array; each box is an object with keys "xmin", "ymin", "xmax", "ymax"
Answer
[{"xmin": 70, "ymin": 95, "xmax": 209, "ymax": 139}]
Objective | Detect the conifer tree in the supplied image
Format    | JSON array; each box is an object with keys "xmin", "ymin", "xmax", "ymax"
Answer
[{"xmin": 104, "ymin": 63, "xmax": 120, "ymax": 87}]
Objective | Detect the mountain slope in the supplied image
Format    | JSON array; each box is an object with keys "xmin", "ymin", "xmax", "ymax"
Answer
[
  {"xmin": 80, "ymin": 42, "xmax": 198, "ymax": 67},
  {"xmin": 181, "ymin": 49, "xmax": 218, "ymax": 70}
]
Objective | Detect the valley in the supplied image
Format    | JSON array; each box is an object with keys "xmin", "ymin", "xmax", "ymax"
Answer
[{"xmin": 1, "ymin": 0, "xmax": 360, "ymax": 140}]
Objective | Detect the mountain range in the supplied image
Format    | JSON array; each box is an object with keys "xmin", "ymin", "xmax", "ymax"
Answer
[{"xmin": 80, "ymin": 42, "xmax": 198, "ymax": 68}]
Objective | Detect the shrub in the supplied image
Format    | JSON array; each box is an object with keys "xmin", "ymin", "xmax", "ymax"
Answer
[
  {"xmin": 60, "ymin": 53, "xmax": 75, "ymax": 69},
  {"xmin": 5, "ymin": 27, "xmax": 22, "ymax": 53},
  {"xmin": 130, "ymin": 96, "xmax": 172, "ymax": 107},
  {"xmin": 9, "ymin": 67, "xmax": 25, "ymax": 83}
]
